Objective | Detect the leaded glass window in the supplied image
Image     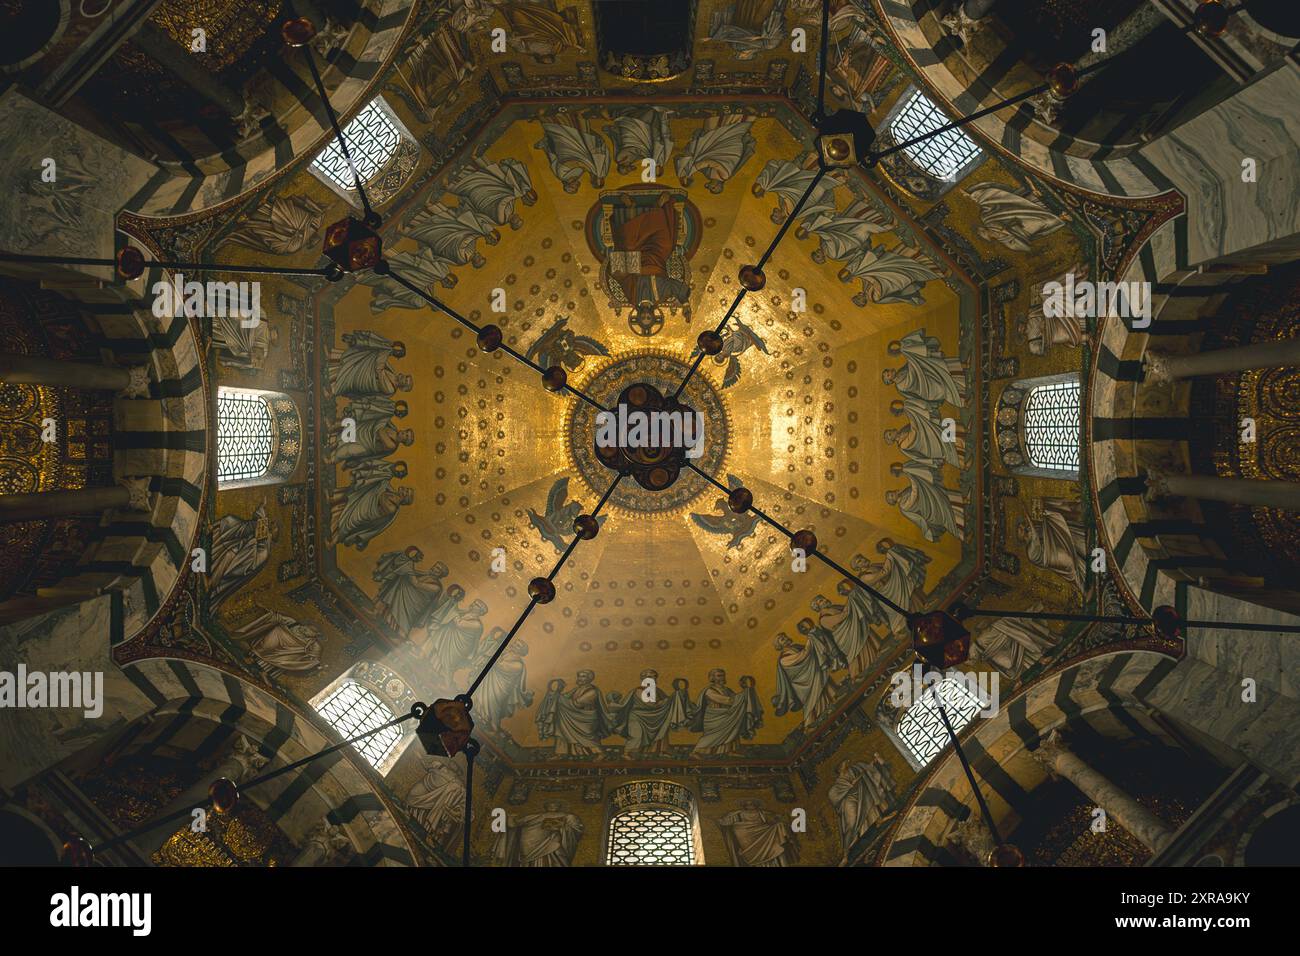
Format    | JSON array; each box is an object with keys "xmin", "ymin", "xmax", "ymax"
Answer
[
  {"xmin": 606, "ymin": 808, "xmax": 697, "ymax": 866},
  {"xmin": 897, "ymin": 676, "xmax": 985, "ymax": 767},
  {"xmin": 1023, "ymin": 379, "xmax": 1081, "ymax": 472},
  {"xmin": 311, "ymin": 97, "xmax": 401, "ymax": 191},
  {"xmin": 314, "ymin": 680, "xmax": 403, "ymax": 771},
  {"xmin": 216, "ymin": 387, "xmax": 274, "ymax": 484},
  {"xmin": 889, "ymin": 87, "xmax": 983, "ymax": 182}
]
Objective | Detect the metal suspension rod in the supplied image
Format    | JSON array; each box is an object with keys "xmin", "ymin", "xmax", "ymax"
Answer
[
  {"xmin": 684, "ymin": 461, "xmax": 909, "ymax": 616},
  {"xmin": 815, "ymin": 0, "xmax": 831, "ymax": 123},
  {"xmin": 89, "ymin": 712, "xmax": 413, "ymax": 856},
  {"xmin": 464, "ymin": 472, "xmax": 623, "ymax": 698},
  {"xmin": 672, "ymin": 167, "xmax": 829, "ymax": 401},
  {"xmin": 384, "ymin": 266, "xmax": 610, "ymax": 413},
  {"xmin": 0, "ymin": 251, "xmax": 334, "ymax": 279},
  {"xmin": 962, "ymin": 606, "xmax": 1300, "ymax": 634},
  {"xmin": 462, "ymin": 743, "xmax": 477, "ymax": 867},
  {"xmin": 935, "ymin": 694, "xmax": 1004, "ymax": 847},
  {"xmin": 294, "ymin": 15, "xmax": 376, "ymax": 222}
]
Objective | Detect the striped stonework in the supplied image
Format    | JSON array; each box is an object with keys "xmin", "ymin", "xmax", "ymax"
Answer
[
  {"xmin": 881, "ymin": 649, "xmax": 1180, "ymax": 866},
  {"xmin": 123, "ymin": 0, "xmax": 419, "ymax": 220},
  {"xmin": 873, "ymin": 0, "xmax": 1300, "ymax": 235},
  {"xmin": 35, "ymin": 267, "xmax": 209, "ymax": 646},
  {"xmin": 121, "ymin": 656, "xmax": 416, "ymax": 865},
  {"xmin": 1088, "ymin": 217, "xmax": 1280, "ymax": 614}
]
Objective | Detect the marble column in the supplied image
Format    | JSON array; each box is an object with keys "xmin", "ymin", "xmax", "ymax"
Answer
[
  {"xmin": 1146, "ymin": 473, "xmax": 1300, "ymax": 511},
  {"xmin": 1144, "ymin": 339, "xmax": 1300, "ymax": 382},
  {"xmin": 0, "ymin": 353, "xmax": 150, "ymax": 396},
  {"xmin": 1032, "ymin": 731, "xmax": 1174, "ymax": 854},
  {"xmin": 0, "ymin": 478, "xmax": 151, "ymax": 524}
]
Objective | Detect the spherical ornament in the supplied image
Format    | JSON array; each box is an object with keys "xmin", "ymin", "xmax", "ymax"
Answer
[
  {"xmin": 727, "ymin": 486, "xmax": 753, "ymax": 514},
  {"xmin": 988, "ymin": 843, "xmax": 1026, "ymax": 867},
  {"xmin": 542, "ymin": 366, "xmax": 567, "ymax": 392},
  {"xmin": 738, "ymin": 265, "xmax": 766, "ymax": 292},
  {"xmin": 573, "ymin": 514, "xmax": 600, "ymax": 539},
  {"xmin": 60, "ymin": 836, "xmax": 93, "ymax": 867},
  {"xmin": 477, "ymin": 324, "xmax": 503, "ymax": 352},
  {"xmin": 1193, "ymin": 0, "xmax": 1229, "ymax": 37},
  {"xmin": 791, "ymin": 529, "xmax": 817, "ymax": 554},
  {"xmin": 281, "ymin": 16, "xmax": 317, "ymax": 47},
  {"xmin": 115, "ymin": 246, "xmax": 145, "ymax": 280},
  {"xmin": 209, "ymin": 777, "xmax": 240, "ymax": 814},
  {"xmin": 528, "ymin": 577, "xmax": 556, "ymax": 603},
  {"xmin": 698, "ymin": 330, "xmax": 724, "ymax": 356},
  {"xmin": 1152, "ymin": 604, "xmax": 1184, "ymax": 640},
  {"xmin": 825, "ymin": 137, "xmax": 852, "ymax": 163},
  {"xmin": 1047, "ymin": 62, "xmax": 1079, "ymax": 98}
]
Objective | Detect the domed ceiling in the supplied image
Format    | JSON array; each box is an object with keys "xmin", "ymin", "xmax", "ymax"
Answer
[
  {"xmin": 197, "ymin": 97, "xmax": 982, "ymax": 765},
  {"xmin": 143, "ymin": 0, "xmax": 1113, "ymax": 785}
]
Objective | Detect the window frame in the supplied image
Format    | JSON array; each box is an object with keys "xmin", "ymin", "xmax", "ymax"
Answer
[
  {"xmin": 881, "ymin": 85, "xmax": 986, "ymax": 192},
  {"xmin": 894, "ymin": 675, "xmax": 986, "ymax": 771},
  {"xmin": 312, "ymin": 679, "xmax": 406, "ymax": 775},
  {"xmin": 308, "ymin": 96, "xmax": 413, "ymax": 206},
  {"xmin": 601, "ymin": 780, "xmax": 705, "ymax": 867},
  {"xmin": 1022, "ymin": 378, "xmax": 1082, "ymax": 474},
  {"xmin": 216, "ymin": 387, "xmax": 276, "ymax": 485}
]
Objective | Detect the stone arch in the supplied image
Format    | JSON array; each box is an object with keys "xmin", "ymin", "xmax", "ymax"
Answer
[{"xmin": 118, "ymin": 656, "xmax": 417, "ymax": 865}]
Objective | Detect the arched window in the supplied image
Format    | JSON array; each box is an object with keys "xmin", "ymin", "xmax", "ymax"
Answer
[
  {"xmin": 311, "ymin": 96, "xmax": 402, "ymax": 192},
  {"xmin": 1022, "ymin": 379, "xmax": 1081, "ymax": 472},
  {"xmin": 216, "ymin": 387, "xmax": 274, "ymax": 483},
  {"xmin": 995, "ymin": 374, "xmax": 1080, "ymax": 480},
  {"xmin": 604, "ymin": 781, "xmax": 703, "ymax": 866},
  {"xmin": 314, "ymin": 680, "xmax": 404, "ymax": 773},
  {"xmin": 888, "ymin": 87, "xmax": 983, "ymax": 183},
  {"xmin": 216, "ymin": 386, "xmax": 300, "ymax": 488},
  {"xmin": 896, "ymin": 676, "xmax": 985, "ymax": 769}
]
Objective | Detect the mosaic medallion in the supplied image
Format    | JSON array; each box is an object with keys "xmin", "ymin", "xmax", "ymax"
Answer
[{"xmin": 568, "ymin": 352, "xmax": 727, "ymax": 514}]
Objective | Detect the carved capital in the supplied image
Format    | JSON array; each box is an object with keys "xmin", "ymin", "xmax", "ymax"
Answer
[
  {"xmin": 1144, "ymin": 472, "xmax": 1174, "ymax": 502},
  {"xmin": 945, "ymin": 814, "xmax": 995, "ymax": 865},
  {"xmin": 938, "ymin": 10, "xmax": 982, "ymax": 46},
  {"xmin": 1029, "ymin": 90, "xmax": 1064, "ymax": 126},
  {"xmin": 120, "ymin": 365, "xmax": 151, "ymax": 399},
  {"xmin": 1142, "ymin": 352, "xmax": 1176, "ymax": 384},
  {"xmin": 1030, "ymin": 729, "xmax": 1068, "ymax": 776},
  {"xmin": 118, "ymin": 477, "xmax": 152, "ymax": 512}
]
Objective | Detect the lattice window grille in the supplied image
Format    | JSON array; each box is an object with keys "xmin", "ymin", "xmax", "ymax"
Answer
[
  {"xmin": 216, "ymin": 388, "xmax": 274, "ymax": 483},
  {"xmin": 897, "ymin": 677, "xmax": 985, "ymax": 767},
  {"xmin": 315, "ymin": 681, "xmax": 403, "ymax": 770},
  {"xmin": 1023, "ymin": 380, "xmax": 1081, "ymax": 471},
  {"xmin": 606, "ymin": 808, "xmax": 697, "ymax": 866},
  {"xmin": 311, "ymin": 98, "xmax": 401, "ymax": 190},
  {"xmin": 889, "ymin": 88, "xmax": 983, "ymax": 182}
]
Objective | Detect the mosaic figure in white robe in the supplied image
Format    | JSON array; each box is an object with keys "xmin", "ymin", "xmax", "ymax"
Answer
[
  {"xmin": 535, "ymin": 117, "xmax": 610, "ymax": 192},
  {"xmin": 882, "ymin": 328, "xmax": 966, "ymax": 407},
  {"xmin": 886, "ymin": 459, "xmax": 966, "ymax": 542},
  {"xmin": 674, "ymin": 118, "xmax": 757, "ymax": 193}
]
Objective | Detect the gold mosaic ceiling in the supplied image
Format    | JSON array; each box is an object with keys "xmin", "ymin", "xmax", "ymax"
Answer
[{"xmin": 313, "ymin": 110, "xmax": 978, "ymax": 753}]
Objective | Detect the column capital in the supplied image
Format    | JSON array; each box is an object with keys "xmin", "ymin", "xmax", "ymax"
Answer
[
  {"xmin": 117, "ymin": 477, "xmax": 152, "ymax": 512},
  {"xmin": 1030, "ymin": 729, "xmax": 1069, "ymax": 775},
  {"xmin": 119, "ymin": 365, "xmax": 151, "ymax": 399},
  {"xmin": 1143, "ymin": 472, "xmax": 1174, "ymax": 502},
  {"xmin": 945, "ymin": 813, "xmax": 995, "ymax": 865},
  {"xmin": 1142, "ymin": 352, "xmax": 1176, "ymax": 384}
]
